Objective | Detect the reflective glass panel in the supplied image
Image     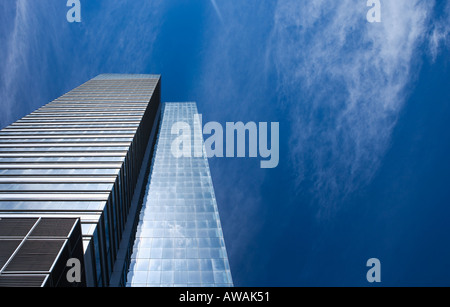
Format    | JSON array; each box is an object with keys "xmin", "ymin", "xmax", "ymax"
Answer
[{"xmin": 127, "ymin": 102, "xmax": 233, "ymax": 287}]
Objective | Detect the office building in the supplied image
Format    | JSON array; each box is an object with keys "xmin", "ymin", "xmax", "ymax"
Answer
[
  {"xmin": 127, "ymin": 102, "xmax": 233, "ymax": 287},
  {"xmin": 0, "ymin": 75, "xmax": 232, "ymax": 287},
  {"xmin": 0, "ymin": 74, "xmax": 162, "ymax": 286}
]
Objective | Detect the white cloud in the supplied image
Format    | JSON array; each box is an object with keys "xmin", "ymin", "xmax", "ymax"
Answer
[
  {"xmin": 0, "ymin": 0, "xmax": 165, "ymax": 128},
  {"xmin": 0, "ymin": 0, "xmax": 31, "ymax": 127},
  {"xmin": 210, "ymin": 0, "xmax": 224, "ymax": 23},
  {"xmin": 0, "ymin": 1, "xmax": 72, "ymax": 128},
  {"xmin": 429, "ymin": 1, "xmax": 450, "ymax": 61},
  {"xmin": 269, "ymin": 0, "xmax": 436, "ymax": 215}
]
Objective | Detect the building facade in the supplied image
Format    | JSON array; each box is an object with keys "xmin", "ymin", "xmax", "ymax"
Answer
[
  {"xmin": 127, "ymin": 102, "xmax": 233, "ymax": 287},
  {"xmin": 0, "ymin": 74, "xmax": 162, "ymax": 286},
  {"xmin": 0, "ymin": 75, "xmax": 232, "ymax": 287}
]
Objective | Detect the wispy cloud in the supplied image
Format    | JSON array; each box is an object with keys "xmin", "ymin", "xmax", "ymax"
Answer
[
  {"xmin": 0, "ymin": 1, "xmax": 75, "ymax": 128},
  {"xmin": 429, "ymin": 1, "xmax": 450, "ymax": 61},
  {"xmin": 0, "ymin": 0, "xmax": 31, "ymax": 127},
  {"xmin": 210, "ymin": 0, "xmax": 224, "ymax": 23},
  {"xmin": 268, "ymin": 0, "xmax": 438, "ymax": 216},
  {"xmin": 0, "ymin": 0, "xmax": 165, "ymax": 128},
  {"xmin": 76, "ymin": 0, "xmax": 164, "ymax": 76}
]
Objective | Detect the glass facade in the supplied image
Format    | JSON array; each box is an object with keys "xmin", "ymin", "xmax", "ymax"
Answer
[
  {"xmin": 127, "ymin": 102, "xmax": 233, "ymax": 287},
  {"xmin": 0, "ymin": 76, "xmax": 233, "ymax": 288},
  {"xmin": 0, "ymin": 74, "xmax": 162, "ymax": 287}
]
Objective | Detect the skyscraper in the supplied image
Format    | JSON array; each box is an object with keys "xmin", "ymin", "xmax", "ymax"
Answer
[
  {"xmin": 127, "ymin": 102, "xmax": 233, "ymax": 287},
  {"xmin": 0, "ymin": 74, "xmax": 162, "ymax": 287},
  {"xmin": 0, "ymin": 75, "xmax": 232, "ymax": 287}
]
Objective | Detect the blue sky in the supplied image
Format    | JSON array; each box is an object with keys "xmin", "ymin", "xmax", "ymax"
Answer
[{"xmin": 1, "ymin": 0, "xmax": 450, "ymax": 286}]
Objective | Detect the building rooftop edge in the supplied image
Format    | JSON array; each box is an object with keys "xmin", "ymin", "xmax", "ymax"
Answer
[{"xmin": 92, "ymin": 74, "xmax": 161, "ymax": 80}]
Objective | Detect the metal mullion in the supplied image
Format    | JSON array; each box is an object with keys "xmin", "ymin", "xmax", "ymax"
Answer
[
  {"xmin": 0, "ymin": 177, "xmax": 117, "ymax": 183},
  {"xmin": 0, "ymin": 148, "xmax": 129, "ymax": 153},
  {"xmin": 22, "ymin": 116, "xmax": 142, "ymax": 120},
  {"xmin": 0, "ymin": 154, "xmax": 125, "ymax": 160},
  {"xmin": 0, "ymin": 189, "xmax": 113, "ymax": 193},
  {"xmin": 0, "ymin": 157, "xmax": 124, "ymax": 163},
  {"xmin": 0, "ymin": 170, "xmax": 120, "ymax": 176},
  {"xmin": 0, "ymin": 135, "xmax": 134, "ymax": 139},
  {"xmin": 0, "ymin": 137, "xmax": 132, "ymax": 141},
  {"xmin": 37, "ymin": 106, "xmax": 146, "ymax": 108},
  {"xmin": 0, "ymin": 137, "xmax": 133, "ymax": 141},
  {"xmin": 0, "ymin": 193, "xmax": 110, "ymax": 201},
  {"xmin": 2, "ymin": 127, "xmax": 138, "ymax": 131},
  {"xmin": 0, "ymin": 156, "xmax": 124, "ymax": 164},
  {"xmin": 0, "ymin": 130, "xmax": 136, "ymax": 133},
  {"xmin": 0, "ymin": 152, "xmax": 127, "ymax": 157},
  {"xmin": 0, "ymin": 162, "xmax": 122, "ymax": 170},
  {"xmin": 38, "ymin": 105, "xmax": 148, "ymax": 109},
  {"xmin": 54, "ymin": 98, "xmax": 151, "ymax": 101},
  {"xmin": 45, "ymin": 103, "xmax": 148, "ymax": 105},
  {"xmin": 13, "ymin": 121, "xmax": 141, "ymax": 125},
  {"xmin": 0, "ymin": 142, "xmax": 131, "ymax": 148},
  {"xmin": 29, "ymin": 113, "xmax": 145, "ymax": 116},
  {"xmin": 26, "ymin": 113, "xmax": 143, "ymax": 117},
  {"xmin": 33, "ymin": 111, "xmax": 146, "ymax": 115},
  {"xmin": 51, "ymin": 100, "xmax": 149, "ymax": 103}
]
